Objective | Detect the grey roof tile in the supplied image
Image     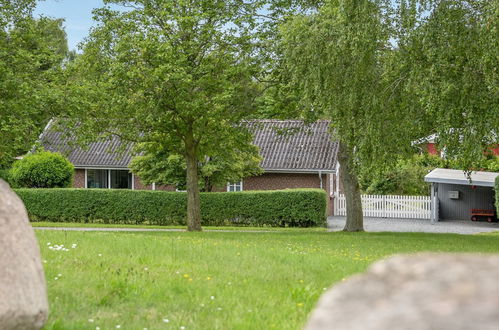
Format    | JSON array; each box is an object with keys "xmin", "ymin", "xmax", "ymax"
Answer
[{"xmin": 40, "ymin": 120, "xmax": 338, "ymax": 171}]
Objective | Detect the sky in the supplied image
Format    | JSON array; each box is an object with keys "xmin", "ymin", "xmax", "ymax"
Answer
[{"xmin": 33, "ymin": 0, "xmax": 108, "ymax": 51}]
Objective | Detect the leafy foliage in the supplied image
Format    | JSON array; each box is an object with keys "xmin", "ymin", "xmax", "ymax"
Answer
[
  {"xmin": 496, "ymin": 176, "xmax": 499, "ymax": 215},
  {"xmin": 17, "ymin": 188, "xmax": 327, "ymax": 227},
  {"xmin": 66, "ymin": 0, "xmax": 268, "ymax": 230},
  {"xmin": 130, "ymin": 138, "xmax": 262, "ymax": 192},
  {"xmin": 0, "ymin": 1, "xmax": 69, "ymax": 166},
  {"xmin": 10, "ymin": 151, "xmax": 74, "ymax": 188}
]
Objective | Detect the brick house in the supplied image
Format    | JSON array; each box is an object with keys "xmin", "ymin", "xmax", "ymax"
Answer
[{"xmin": 40, "ymin": 120, "xmax": 339, "ymax": 214}]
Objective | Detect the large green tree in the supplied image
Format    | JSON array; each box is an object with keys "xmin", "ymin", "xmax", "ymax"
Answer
[
  {"xmin": 279, "ymin": 0, "xmax": 497, "ymax": 231},
  {"xmin": 0, "ymin": 0, "xmax": 69, "ymax": 167},
  {"xmin": 68, "ymin": 0, "xmax": 265, "ymax": 231}
]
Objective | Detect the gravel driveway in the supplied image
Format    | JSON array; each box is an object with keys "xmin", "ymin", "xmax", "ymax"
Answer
[{"xmin": 328, "ymin": 216, "xmax": 499, "ymax": 234}]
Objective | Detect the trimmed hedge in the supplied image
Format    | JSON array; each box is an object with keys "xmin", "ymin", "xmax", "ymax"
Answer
[
  {"xmin": 495, "ymin": 176, "xmax": 499, "ymax": 215},
  {"xmin": 15, "ymin": 188, "xmax": 327, "ymax": 227}
]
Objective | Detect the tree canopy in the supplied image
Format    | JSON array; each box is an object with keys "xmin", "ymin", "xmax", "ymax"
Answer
[
  {"xmin": 278, "ymin": 0, "xmax": 498, "ymax": 231},
  {"xmin": 67, "ymin": 0, "xmax": 266, "ymax": 230},
  {"xmin": 0, "ymin": 0, "xmax": 69, "ymax": 167}
]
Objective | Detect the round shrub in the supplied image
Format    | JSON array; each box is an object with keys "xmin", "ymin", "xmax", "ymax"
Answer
[{"xmin": 10, "ymin": 151, "xmax": 74, "ymax": 188}]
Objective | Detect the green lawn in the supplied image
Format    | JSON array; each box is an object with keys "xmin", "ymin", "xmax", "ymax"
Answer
[{"xmin": 37, "ymin": 230, "xmax": 499, "ymax": 330}]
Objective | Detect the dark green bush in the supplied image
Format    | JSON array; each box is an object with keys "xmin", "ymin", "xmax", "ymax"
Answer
[
  {"xmin": 10, "ymin": 151, "xmax": 74, "ymax": 188},
  {"xmin": 495, "ymin": 176, "xmax": 499, "ymax": 215},
  {"xmin": 0, "ymin": 168, "xmax": 11, "ymax": 185},
  {"xmin": 15, "ymin": 188, "xmax": 327, "ymax": 227}
]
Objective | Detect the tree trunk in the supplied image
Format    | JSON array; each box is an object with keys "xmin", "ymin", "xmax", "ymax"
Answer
[
  {"xmin": 337, "ymin": 141, "xmax": 364, "ymax": 232},
  {"xmin": 185, "ymin": 131, "xmax": 202, "ymax": 231}
]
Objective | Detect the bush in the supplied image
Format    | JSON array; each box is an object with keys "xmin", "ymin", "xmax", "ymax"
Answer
[
  {"xmin": 10, "ymin": 151, "xmax": 74, "ymax": 188},
  {"xmin": 0, "ymin": 168, "xmax": 11, "ymax": 185},
  {"xmin": 15, "ymin": 188, "xmax": 327, "ymax": 227},
  {"xmin": 495, "ymin": 176, "xmax": 499, "ymax": 215}
]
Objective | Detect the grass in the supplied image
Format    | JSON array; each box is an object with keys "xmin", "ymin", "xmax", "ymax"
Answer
[{"xmin": 37, "ymin": 230, "xmax": 499, "ymax": 330}]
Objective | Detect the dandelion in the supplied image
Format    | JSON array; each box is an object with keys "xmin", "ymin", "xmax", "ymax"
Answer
[
  {"xmin": 188, "ymin": 278, "xmax": 193, "ymax": 282},
  {"xmin": 297, "ymin": 303, "xmax": 304, "ymax": 307},
  {"xmin": 175, "ymin": 271, "xmax": 180, "ymax": 274},
  {"xmin": 206, "ymin": 276, "xmax": 211, "ymax": 280},
  {"xmin": 299, "ymin": 280, "xmax": 304, "ymax": 283},
  {"xmin": 43, "ymin": 260, "xmax": 47, "ymax": 263},
  {"xmin": 183, "ymin": 274, "xmax": 189, "ymax": 278},
  {"xmin": 98, "ymin": 254, "xmax": 102, "ymax": 257}
]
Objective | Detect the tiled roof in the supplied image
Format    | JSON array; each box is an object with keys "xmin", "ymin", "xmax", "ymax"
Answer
[
  {"xmin": 40, "ymin": 120, "xmax": 338, "ymax": 172},
  {"xmin": 247, "ymin": 120, "xmax": 338, "ymax": 172}
]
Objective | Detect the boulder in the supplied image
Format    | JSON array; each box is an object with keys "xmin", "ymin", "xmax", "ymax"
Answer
[
  {"xmin": 0, "ymin": 180, "xmax": 48, "ymax": 329},
  {"xmin": 306, "ymin": 254, "xmax": 499, "ymax": 330}
]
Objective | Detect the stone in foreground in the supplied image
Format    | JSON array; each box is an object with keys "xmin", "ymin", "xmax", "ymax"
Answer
[
  {"xmin": 306, "ymin": 254, "xmax": 499, "ymax": 330},
  {"xmin": 0, "ymin": 180, "xmax": 48, "ymax": 329}
]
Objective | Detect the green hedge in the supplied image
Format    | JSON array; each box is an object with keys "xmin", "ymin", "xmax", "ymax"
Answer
[
  {"xmin": 495, "ymin": 176, "xmax": 499, "ymax": 215},
  {"xmin": 15, "ymin": 188, "xmax": 327, "ymax": 227}
]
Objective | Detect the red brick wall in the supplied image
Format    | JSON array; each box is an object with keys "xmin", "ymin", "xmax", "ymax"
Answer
[
  {"xmin": 73, "ymin": 169, "xmax": 85, "ymax": 188},
  {"xmin": 133, "ymin": 174, "xmax": 153, "ymax": 190}
]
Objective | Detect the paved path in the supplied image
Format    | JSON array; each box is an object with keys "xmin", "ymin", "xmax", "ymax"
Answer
[
  {"xmin": 328, "ymin": 216, "xmax": 499, "ymax": 234},
  {"xmin": 34, "ymin": 227, "xmax": 274, "ymax": 233},
  {"xmin": 34, "ymin": 218, "xmax": 499, "ymax": 235}
]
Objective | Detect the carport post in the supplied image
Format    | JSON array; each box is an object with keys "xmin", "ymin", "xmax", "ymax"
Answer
[{"xmin": 430, "ymin": 183, "xmax": 438, "ymax": 224}]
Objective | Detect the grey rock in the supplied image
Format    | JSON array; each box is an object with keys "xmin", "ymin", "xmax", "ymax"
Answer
[
  {"xmin": 0, "ymin": 180, "xmax": 48, "ymax": 330},
  {"xmin": 306, "ymin": 254, "xmax": 499, "ymax": 330}
]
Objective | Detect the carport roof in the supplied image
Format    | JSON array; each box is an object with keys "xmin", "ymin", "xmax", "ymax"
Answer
[{"xmin": 424, "ymin": 168, "xmax": 499, "ymax": 187}]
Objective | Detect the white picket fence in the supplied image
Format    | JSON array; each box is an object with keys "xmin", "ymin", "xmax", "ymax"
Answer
[{"xmin": 334, "ymin": 194, "xmax": 431, "ymax": 219}]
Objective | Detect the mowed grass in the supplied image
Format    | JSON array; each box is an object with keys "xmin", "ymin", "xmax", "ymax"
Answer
[{"xmin": 37, "ymin": 230, "xmax": 499, "ymax": 330}]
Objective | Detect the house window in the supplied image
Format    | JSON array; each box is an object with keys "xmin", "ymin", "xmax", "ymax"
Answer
[
  {"xmin": 227, "ymin": 181, "xmax": 243, "ymax": 192},
  {"xmin": 111, "ymin": 170, "xmax": 132, "ymax": 189},
  {"xmin": 86, "ymin": 169, "xmax": 132, "ymax": 189},
  {"xmin": 87, "ymin": 169, "xmax": 108, "ymax": 188}
]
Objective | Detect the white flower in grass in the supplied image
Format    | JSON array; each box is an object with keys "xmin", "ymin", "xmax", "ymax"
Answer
[
  {"xmin": 88, "ymin": 319, "xmax": 94, "ymax": 323},
  {"xmin": 210, "ymin": 296, "xmax": 215, "ymax": 300},
  {"xmin": 217, "ymin": 307, "xmax": 222, "ymax": 311},
  {"xmin": 47, "ymin": 242, "xmax": 51, "ymax": 246},
  {"xmin": 98, "ymin": 254, "xmax": 102, "ymax": 257},
  {"xmin": 54, "ymin": 277, "xmax": 58, "ymax": 280},
  {"xmin": 58, "ymin": 274, "xmax": 62, "ymax": 277},
  {"xmin": 95, "ymin": 327, "xmax": 100, "ymax": 330},
  {"xmin": 116, "ymin": 325, "xmax": 121, "ymax": 329},
  {"xmin": 144, "ymin": 267, "xmax": 148, "ymax": 271},
  {"xmin": 163, "ymin": 318, "xmax": 169, "ymax": 323},
  {"xmin": 180, "ymin": 327, "xmax": 186, "ymax": 330},
  {"xmin": 200, "ymin": 303, "xmax": 205, "ymax": 307}
]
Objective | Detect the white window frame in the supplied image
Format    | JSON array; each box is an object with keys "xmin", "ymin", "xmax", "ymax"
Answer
[{"xmin": 227, "ymin": 180, "xmax": 243, "ymax": 192}]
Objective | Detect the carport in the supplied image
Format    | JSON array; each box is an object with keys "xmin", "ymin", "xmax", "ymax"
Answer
[{"xmin": 425, "ymin": 168, "xmax": 498, "ymax": 223}]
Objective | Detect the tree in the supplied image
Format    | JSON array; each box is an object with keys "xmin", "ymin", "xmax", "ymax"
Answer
[
  {"xmin": 0, "ymin": 0, "xmax": 69, "ymax": 167},
  {"xmin": 130, "ymin": 138, "xmax": 262, "ymax": 192},
  {"xmin": 401, "ymin": 0, "xmax": 498, "ymax": 169},
  {"xmin": 279, "ymin": 0, "xmax": 418, "ymax": 231},
  {"xmin": 67, "ymin": 0, "xmax": 265, "ymax": 231}
]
